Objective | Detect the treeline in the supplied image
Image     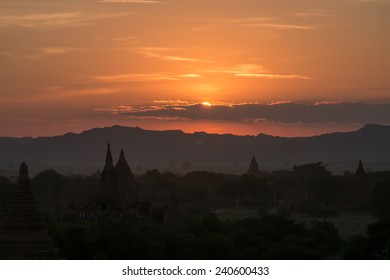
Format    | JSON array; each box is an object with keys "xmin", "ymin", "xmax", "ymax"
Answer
[
  {"xmin": 48, "ymin": 214, "xmax": 342, "ymax": 260},
  {"xmin": 2, "ymin": 163, "xmax": 390, "ymax": 259}
]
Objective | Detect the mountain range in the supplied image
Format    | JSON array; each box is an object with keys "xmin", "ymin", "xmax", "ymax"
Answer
[{"xmin": 1, "ymin": 124, "xmax": 390, "ymax": 175}]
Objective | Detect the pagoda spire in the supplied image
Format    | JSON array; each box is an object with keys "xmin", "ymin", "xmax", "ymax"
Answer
[
  {"xmin": 115, "ymin": 149, "xmax": 135, "ymax": 195},
  {"xmin": 105, "ymin": 143, "xmax": 113, "ymax": 166},
  {"xmin": 96, "ymin": 143, "xmax": 120, "ymax": 211},
  {"xmin": 246, "ymin": 154, "xmax": 261, "ymax": 176},
  {"xmin": 0, "ymin": 162, "xmax": 57, "ymax": 259},
  {"xmin": 355, "ymin": 160, "xmax": 367, "ymax": 178}
]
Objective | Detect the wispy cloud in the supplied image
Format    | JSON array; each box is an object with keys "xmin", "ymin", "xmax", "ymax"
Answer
[
  {"xmin": 228, "ymin": 16, "xmax": 318, "ymax": 31},
  {"xmin": 39, "ymin": 85, "xmax": 120, "ymax": 99},
  {"xmin": 294, "ymin": 10, "xmax": 334, "ymax": 18},
  {"xmin": 200, "ymin": 64, "xmax": 312, "ymax": 80},
  {"xmin": 98, "ymin": 0, "xmax": 163, "ymax": 3},
  {"xmin": 178, "ymin": 74, "xmax": 203, "ymax": 78},
  {"xmin": 110, "ymin": 36, "xmax": 138, "ymax": 43},
  {"xmin": 95, "ymin": 105, "xmax": 141, "ymax": 114},
  {"xmin": 244, "ymin": 23, "xmax": 317, "ymax": 31},
  {"xmin": 153, "ymin": 100, "xmax": 192, "ymax": 105},
  {"xmin": 235, "ymin": 73, "xmax": 312, "ymax": 80},
  {"xmin": 344, "ymin": 0, "xmax": 390, "ymax": 3},
  {"xmin": 0, "ymin": 51, "xmax": 13, "ymax": 57},
  {"xmin": 0, "ymin": 11, "xmax": 130, "ymax": 29},
  {"xmin": 229, "ymin": 17, "xmax": 276, "ymax": 23},
  {"xmin": 95, "ymin": 73, "xmax": 178, "ymax": 82},
  {"xmin": 224, "ymin": 64, "xmax": 267, "ymax": 74},
  {"xmin": 136, "ymin": 47, "xmax": 212, "ymax": 63},
  {"xmin": 0, "ymin": 46, "xmax": 78, "ymax": 60},
  {"xmin": 94, "ymin": 72, "xmax": 202, "ymax": 82},
  {"xmin": 94, "ymin": 105, "xmax": 184, "ymax": 117},
  {"xmin": 40, "ymin": 47, "xmax": 75, "ymax": 55},
  {"xmin": 94, "ymin": 102, "xmax": 390, "ymax": 124}
]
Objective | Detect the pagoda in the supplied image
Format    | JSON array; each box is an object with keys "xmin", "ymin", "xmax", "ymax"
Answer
[
  {"xmin": 354, "ymin": 160, "xmax": 367, "ymax": 179},
  {"xmin": 343, "ymin": 160, "xmax": 369, "ymax": 210},
  {"xmin": 115, "ymin": 149, "xmax": 135, "ymax": 195},
  {"xmin": 0, "ymin": 162, "xmax": 57, "ymax": 259},
  {"xmin": 246, "ymin": 155, "xmax": 261, "ymax": 176},
  {"xmin": 95, "ymin": 143, "xmax": 120, "ymax": 212}
]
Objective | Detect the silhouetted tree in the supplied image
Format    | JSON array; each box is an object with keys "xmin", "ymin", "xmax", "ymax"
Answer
[
  {"xmin": 372, "ymin": 180, "xmax": 390, "ymax": 220},
  {"xmin": 344, "ymin": 221, "xmax": 390, "ymax": 259},
  {"xmin": 293, "ymin": 162, "xmax": 332, "ymax": 181}
]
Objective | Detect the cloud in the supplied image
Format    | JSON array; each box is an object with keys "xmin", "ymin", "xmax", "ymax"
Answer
[
  {"xmin": 235, "ymin": 73, "xmax": 312, "ymax": 80},
  {"xmin": 227, "ymin": 64, "xmax": 268, "ymax": 74},
  {"xmin": 153, "ymin": 100, "xmax": 192, "ymax": 105},
  {"xmin": 94, "ymin": 73, "xmax": 179, "ymax": 82},
  {"xmin": 92, "ymin": 103, "xmax": 178, "ymax": 117},
  {"xmin": 95, "ymin": 102, "xmax": 390, "ymax": 124},
  {"xmin": 201, "ymin": 64, "xmax": 312, "ymax": 80},
  {"xmin": 294, "ymin": 10, "xmax": 334, "ymax": 18},
  {"xmin": 229, "ymin": 17, "xmax": 276, "ymax": 23},
  {"xmin": 228, "ymin": 16, "xmax": 318, "ymax": 31},
  {"xmin": 110, "ymin": 36, "xmax": 138, "ymax": 42},
  {"xmin": 0, "ymin": 11, "xmax": 130, "ymax": 29},
  {"xmin": 244, "ymin": 23, "xmax": 317, "ymax": 30},
  {"xmin": 178, "ymin": 74, "xmax": 203, "ymax": 78},
  {"xmin": 98, "ymin": 0, "xmax": 163, "ymax": 3},
  {"xmin": 0, "ymin": 51, "xmax": 13, "ymax": 57},
  {"xmin": 39, "ymin": 86, "xmax": 120, "ymax": 99},
  {"xmin": 93, "ymin": 72, "xmax": 202, "ymax": 82},
  {"xmin": 0, "ymin": 50, "xmax": 40, "ymax": 60},
  {"xmin": 344, "ymin": 0, "xmax": 390, "ymax": 2},
  {"xmin": 93, "ymin": 63, "xmax": 307, "ymax": 85},
  {"xmin": 40, "ymin": 47, "xmax": 75, "ymax": 55},
  {"xmin": 136, "ymin": 47, "xmax": 212, "ymax": 63},
  {"xmin": 200, "ymin": 64, "xmax": 266, "ymax": 74},
  {"xmin": 0, "ymin": 46, "xmax": 78, "ymax": 60}
]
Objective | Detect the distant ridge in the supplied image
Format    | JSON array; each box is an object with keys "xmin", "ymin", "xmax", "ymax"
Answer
[{"xmin": 0, "ymin": 124, "xmax": 390, "ymax": 174}]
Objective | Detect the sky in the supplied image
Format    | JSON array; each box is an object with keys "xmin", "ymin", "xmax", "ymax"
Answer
[{"xmin": 1, "ymin": 0, "xmax": 390, "ymax": 137}]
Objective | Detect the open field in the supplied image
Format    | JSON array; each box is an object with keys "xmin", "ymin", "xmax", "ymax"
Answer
[{"xmin": 214, "ymin": 209, "xmax": 377, "ymax": 240}]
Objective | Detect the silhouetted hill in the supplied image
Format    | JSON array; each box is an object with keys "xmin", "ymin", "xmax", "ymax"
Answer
[{"xmin": 1, "ymin": 124, "xmax": 390, "ymax": 175}]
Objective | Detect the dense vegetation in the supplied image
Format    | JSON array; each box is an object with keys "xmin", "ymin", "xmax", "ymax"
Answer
[
  {"xmin": 1, "ymin": 163, "xmax": 390, "ymax": 259},
  {"xmin": 48, "ymin": 214, "xmax": 342, "ymax": 260}
]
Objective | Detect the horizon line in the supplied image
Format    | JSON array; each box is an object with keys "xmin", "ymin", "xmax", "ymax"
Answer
[{"xmin": 0, "ymin": 123, "xmax": 385, "ymax": 139}]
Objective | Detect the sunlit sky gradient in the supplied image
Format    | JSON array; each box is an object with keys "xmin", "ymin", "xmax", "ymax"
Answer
[{"xmin": 1, "ymin": 0, "xmax": 390, "ymax": 137}]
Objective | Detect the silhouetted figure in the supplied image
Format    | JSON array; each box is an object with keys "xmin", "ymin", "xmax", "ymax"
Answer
[
  {"xmin": 95, "ymin": 143, "xmax": 120, "ymax": 212},
  {"xmin": 0, "ymin": 162, "xmax": 57, "ymax": 259},
  {"xmin": 246, "ymin": 154, "xmax": 261, "ymax": 176},
  {"xmin": 115, "ymin": 149, "xmax": 135, "ymax": 194}
]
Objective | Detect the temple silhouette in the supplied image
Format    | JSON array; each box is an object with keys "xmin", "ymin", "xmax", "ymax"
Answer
[
  {"xmin": 343, "ymin": 160, "xmax": 369, "ymax": 210},
  {"xmin": 115, "ymin": 149, "xmax": 135, "ymax": 196},
  {"xmin": 0, "ymin": 162, "xmax": 57, "ymax": 259},
  {"xmin": 246, "ymin": 155, "xmax": 261, "ymax": 176},
  {"xmin": 0, "ymin": 141, "xmax": 382, "ymax": 259},
  {"xmin": 66, "ymin": 143, "xmax": 148, "ymax": 220},
  {"xmin": 95, "ymin": 143, "xmax": 120, "ymax": 212}
]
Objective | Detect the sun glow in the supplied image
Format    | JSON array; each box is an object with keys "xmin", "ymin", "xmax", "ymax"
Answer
[{"xmin": 202, "ymin": 102, "xmax": 212, "ymax": 107}]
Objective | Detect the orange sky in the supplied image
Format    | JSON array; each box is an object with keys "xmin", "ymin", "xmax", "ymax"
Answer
[{"xmin": 1, "ymin": 0, "xmax": 390, "ymax": 137}]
